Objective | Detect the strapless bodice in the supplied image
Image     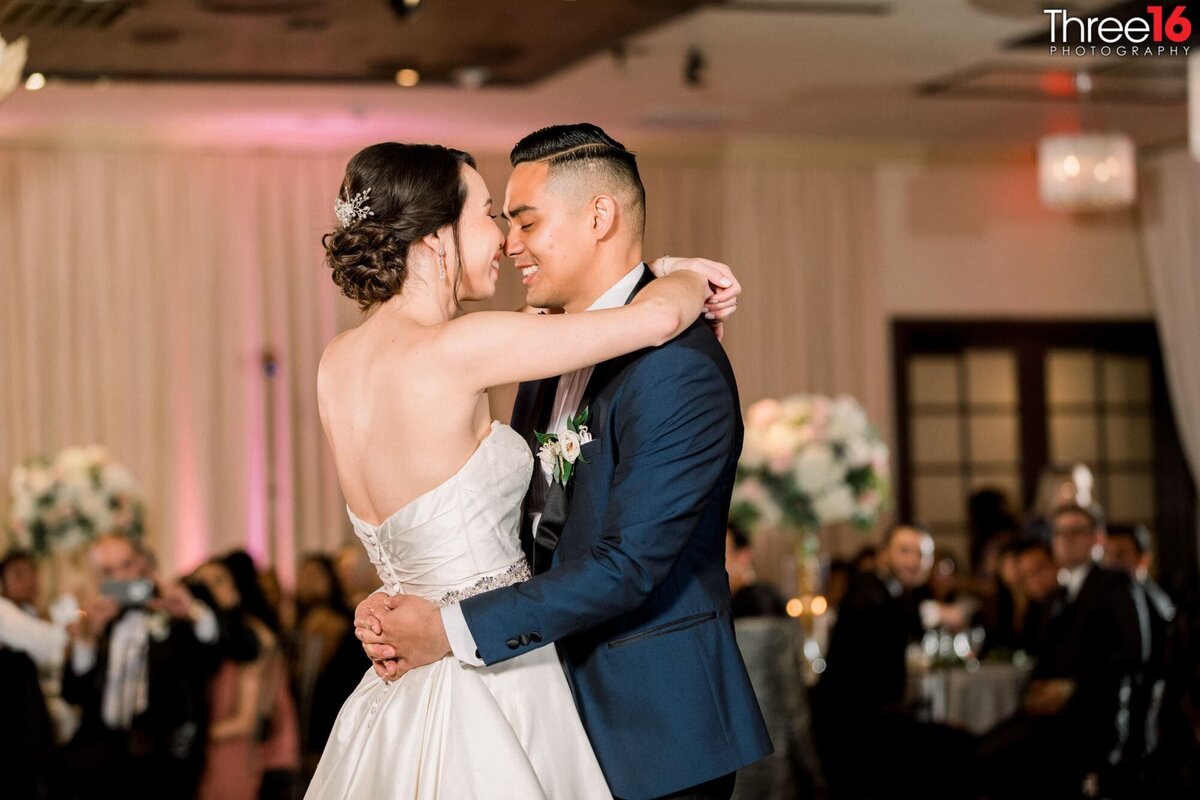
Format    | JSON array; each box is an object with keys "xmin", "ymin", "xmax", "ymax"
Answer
[{"xmin": 347, "ymin": 421, "xmax": 534, "ymax": 605}]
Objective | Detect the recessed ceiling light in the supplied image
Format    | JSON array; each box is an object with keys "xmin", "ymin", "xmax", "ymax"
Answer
[
  {"xmin": 395, "ymin": 68, "xmax": 420, "ymax": 87},
  {"xmin": 25, "ymin": 73, "xmax": 46, "ymax": 91}
]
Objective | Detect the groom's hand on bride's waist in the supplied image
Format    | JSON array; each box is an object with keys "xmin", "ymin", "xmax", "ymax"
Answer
[{"xmin": 355, "ymin": 594, "xmax": 451, "ymax": 681}]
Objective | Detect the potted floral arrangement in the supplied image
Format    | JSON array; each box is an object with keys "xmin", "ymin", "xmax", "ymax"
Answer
[{"xmin": 731, "ymin": 394, "xmax": 891, "ymax": 602}]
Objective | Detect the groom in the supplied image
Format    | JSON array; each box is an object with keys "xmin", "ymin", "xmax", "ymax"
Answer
[{"xmin": 359, "ymin": 123, "xmax": 772, "ymax": 800}]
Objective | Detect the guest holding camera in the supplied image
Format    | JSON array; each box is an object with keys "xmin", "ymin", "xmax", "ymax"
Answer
[{"xmin": 59, "ymin": 532, "xmax": 220, "ymax": 800}]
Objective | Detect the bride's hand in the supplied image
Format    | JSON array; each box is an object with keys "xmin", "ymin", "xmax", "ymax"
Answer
[
  {"xmin": 650, "ymin": 256, "xmax": 740, "ymax": 341},
  {"xmin": 354, "ymin": 591, "xmax": 393, "ymax": 637},
  {"xmin": 357, "ymin": 595, "xmax": 451, "ymax": 683}
]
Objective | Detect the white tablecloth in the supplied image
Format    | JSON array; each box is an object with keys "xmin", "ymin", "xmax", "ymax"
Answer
[{"xmin": 919, "ymin": 662, "xmax": 1031, "ymax": 735}]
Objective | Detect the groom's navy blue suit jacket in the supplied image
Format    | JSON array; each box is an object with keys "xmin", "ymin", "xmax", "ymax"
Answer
[{"xmin": 460, "ymin": 272, "xmax": 772, "ymax": 800}]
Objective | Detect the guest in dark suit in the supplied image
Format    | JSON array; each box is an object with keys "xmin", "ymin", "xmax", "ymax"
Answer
[
  {"xmin": 1103, "ymin": 523, "xmax": 1173, "ymax": 681},
  {"xmin": 60, "ymin": 532, "xmax": 221, "ymax": 800},
  {"xmin": 1012, "ymin": 538, "xmax": 1060, "ymax": 658},
  {"xmin": 816, "ymin": 523, "xmax": 931, "ymax": 724},
  {"xmin": 1102, "ymin": 523, "xmax": 1180, "ymax": 792},
  {"xmin": 359, "ymin": 123, "xmax": 771, "ymax": 800},
  {"xmin": 814, "ymin": 522, "xmax": 974, "ymax": 799},
  {"xmin": 976, "ymin": 504, "xmax": 1144, "ymax": 798}
]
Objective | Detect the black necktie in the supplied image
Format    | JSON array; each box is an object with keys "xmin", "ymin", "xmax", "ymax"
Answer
[{"xmin": 531, "ymin": 481, "xmax": 568, "ymax": 575}]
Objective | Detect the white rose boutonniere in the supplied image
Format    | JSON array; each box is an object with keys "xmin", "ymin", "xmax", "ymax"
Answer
[{"xmin": 536, "ymin": 408, "xmax": 591, "ymax": 487}]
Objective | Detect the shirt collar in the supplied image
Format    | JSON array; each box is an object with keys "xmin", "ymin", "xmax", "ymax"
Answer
[
  {"xmin": 1061, "ymin": 562, "xmax": 1092, "ymax": 602},
  {"xmin": 880, "ymin": 572, "xmax": 903, "ymax": 598},
  {"xmin": 586, "ymin": 263, "xmax": 647, "ymax": 312}
]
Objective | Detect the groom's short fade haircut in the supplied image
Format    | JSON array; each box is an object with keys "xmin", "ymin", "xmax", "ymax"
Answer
[{"xmin": 510, "ymin": 123, "xmax": 646, "ymax": 238}]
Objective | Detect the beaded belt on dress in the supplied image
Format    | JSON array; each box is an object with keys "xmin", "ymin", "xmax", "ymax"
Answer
[{"xmin": 434, "ymin": 559, "xmax": 531, "ymax": 607}]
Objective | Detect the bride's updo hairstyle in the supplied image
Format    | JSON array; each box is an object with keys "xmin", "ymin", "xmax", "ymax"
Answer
[{"xmin": 324, "ymin": 143, "xmax": 477, "ymax": 310}]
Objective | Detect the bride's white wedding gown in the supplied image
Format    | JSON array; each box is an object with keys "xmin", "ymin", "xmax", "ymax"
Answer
[{"xmin": 305, "ymin": 422, "xmax": 610, "ymax": 800}]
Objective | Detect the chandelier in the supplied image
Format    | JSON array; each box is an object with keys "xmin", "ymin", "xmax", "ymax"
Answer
[
  {"xmin": 1037, "ymin": 72, "xmax": 1137, "ymax": 211},
  {"xmin": 1037, "ymin": 133, "xmax": 1137, "ymax": 211}
]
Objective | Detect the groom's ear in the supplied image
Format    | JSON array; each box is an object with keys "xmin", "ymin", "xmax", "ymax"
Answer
[{"xmin": 589, "ymin": 195, "xmax": 618, "ymax": 240}]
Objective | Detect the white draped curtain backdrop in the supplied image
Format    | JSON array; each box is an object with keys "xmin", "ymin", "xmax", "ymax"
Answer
[
  {"xmin": 1138, "ymin": 148, "xmax": 1200, "ymax": 548},
  {"xmin": 0, "ymin": 143, "xmax": 884, "ymax": 581}
]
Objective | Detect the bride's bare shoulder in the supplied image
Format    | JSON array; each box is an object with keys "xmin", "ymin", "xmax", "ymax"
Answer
[{"xmin": 318, "ymin": 331, "xmax": 351, "ymax": 378}]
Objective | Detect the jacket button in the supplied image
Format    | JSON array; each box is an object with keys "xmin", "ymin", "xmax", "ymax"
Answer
[
  {"xmin": 529, "ymin": 632, "xmax": 542, "ymax": 643},
  {"xmin": 474, "ymin": 649, "xmax": 481, "ymax": 660},
  {"xmin": 519, "ymin": 633, "xmax": 531, "ymax": 646},
  {"xmin": 506, "ymin": 638, "xmax": 520, "ymax": 650}
]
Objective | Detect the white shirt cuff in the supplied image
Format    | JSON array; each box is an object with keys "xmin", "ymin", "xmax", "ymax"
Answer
[
  {"xmin": 71, "ymin": 640, "xmax": 97, "ymax": 675},
  {"xmin": 192, "ymin": 604, "xmax": 218, "ymax": 644},
  {"xmin": 440, "ymin": 603, "xmax": 484, "ymax": 666}
]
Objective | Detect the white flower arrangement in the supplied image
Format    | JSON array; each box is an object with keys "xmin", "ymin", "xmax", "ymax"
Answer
[
  {"xmin": 7, "ymin": 445, "xmax": 145, "ymax": 555},
  {"xmin": 731, "ymin": 394, "xmax": 890, "ymax": 533}
]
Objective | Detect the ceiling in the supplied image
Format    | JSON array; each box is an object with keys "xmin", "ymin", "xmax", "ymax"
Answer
[
  {"xmin": 0, "ymin": 0, "xmax": 1192, "ymax": 152},
  {"xmin": 0, "ymin": 0, "xmax": 704, "ymax": 85}
]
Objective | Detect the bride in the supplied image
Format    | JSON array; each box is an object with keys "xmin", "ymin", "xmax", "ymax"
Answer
[{"xmin": 307, "ymin": 142, "xmax": 736, "ymax": 799}]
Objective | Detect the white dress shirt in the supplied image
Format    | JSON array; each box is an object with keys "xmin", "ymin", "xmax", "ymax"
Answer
[
  {"xmin": 1060, "ymin": 563, "xmax": 1091, "ymax": 603},
  {"xmin": 70, "ymin": 602, "xmax": 218, "ymax": 674},
  {"xmin": 0, "ymin": 595, "xmax": 67, "ymax": 669},
  {"xmin": 441, "ymin": 264, "xmax": 648, "ymax": 666}
]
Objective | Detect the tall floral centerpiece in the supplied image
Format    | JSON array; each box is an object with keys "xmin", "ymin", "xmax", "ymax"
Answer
[
  {"xmin": 7, "ymin": 445, "xmax": 145, "ymax": 595},
  {"xmin": 731, "ymin": 395, "xmax": 890, "ymax": 603}
]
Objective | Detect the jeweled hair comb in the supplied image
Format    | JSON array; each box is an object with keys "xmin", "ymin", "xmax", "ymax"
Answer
[{"xmin": 334, "ymin": 187, "xmax": 374, "ymax": 228}]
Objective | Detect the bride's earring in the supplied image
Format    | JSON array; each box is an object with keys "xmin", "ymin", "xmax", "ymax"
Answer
[{"xmin": 438, "ymin": 250, "xmax": 446, "ymax": 281}]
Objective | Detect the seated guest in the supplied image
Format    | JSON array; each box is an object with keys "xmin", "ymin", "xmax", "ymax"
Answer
[
  {"xmin": 193, "ymin": 556, "xmax": 291, "ymax": 800},
  {"xmin": 1, "ymin": 548, "xmax": 42, "ymax": 616},
  {"xmin": 61, "ymin": 532, "xmax": 220, "ymax": 800},
  {"xmin": 916, "ymin": 548, "xmax": 980, "ymax": 634},
  {"xmin": 817, "ymin": 523, "xmax": 932, "ymax": 720},
  {"xmin": 824, "ymin": 559, "xmax": 853, "ymax": 610},
  {"xmin": 258, "ymin": 566, "xmax": 295, "ymax": 634},
  {"xmin": 815, "ymin": 523, "xmax": 972, "ymax": 798},
  {"xmin": 291, "ymin": 553, "xmax": 364, "ymax": 775},
  {"xmin": 725, "ymin": 522, "xmax": 787, "ymax": 618},
  {"xmin": 724, "ymin": 523, "xmax": 824, "ymax": 800},
  {"xmin": 976, "ymin": 540, "xmax": 1020, "ymax": 654},
  {"xmin": 335, "ymin": 542, "xmax": 378, "ymax": 609},
  {"xmin": 219, "ymin": 551, "xmax": 301, "ymax": 800},
  {"xmin": 976, "ymin": 504, "xmax": 1144, "ymax": 798},
  {"xmin": 850, "ymin": 544, "xmax": 877, "ymax": 573},
  {"xmin": 1011, "ymin": 538, "xmax": 1060, "ymax": 657}
]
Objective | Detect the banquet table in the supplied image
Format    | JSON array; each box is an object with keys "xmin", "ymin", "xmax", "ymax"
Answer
[{"xmin": 916, "ymin": 662, "xmax": 1032, "ymax": 735}]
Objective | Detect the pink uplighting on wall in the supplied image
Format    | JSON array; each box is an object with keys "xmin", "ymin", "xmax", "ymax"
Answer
[{"xmin": 171, "ymin": 384, "xmax": 210, "ymax": 574}]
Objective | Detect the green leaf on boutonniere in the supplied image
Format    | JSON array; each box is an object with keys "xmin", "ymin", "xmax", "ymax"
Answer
[
  {"xmin": 535, "ymin": 431, "xmax": 554, "ymax": 445},
  {"xmin": 568, "ymin": 407, "xmax": 589, "ymax": 434},
  {"xmin": 561, "ymin": 460, "xmax": 574, "ymax": 486}
]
